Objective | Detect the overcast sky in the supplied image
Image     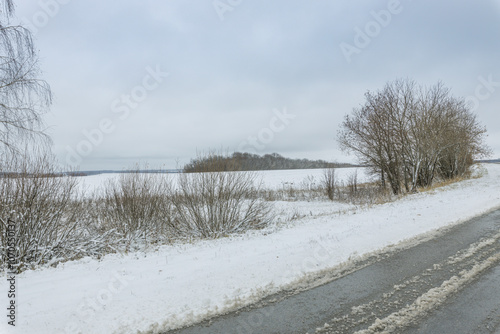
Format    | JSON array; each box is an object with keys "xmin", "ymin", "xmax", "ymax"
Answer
[{"xmin": 13, "ymin": 0, "xmax": 500, "ymax": 170}]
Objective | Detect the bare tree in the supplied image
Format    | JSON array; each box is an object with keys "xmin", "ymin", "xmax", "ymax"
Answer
[
  {"xmin": 338, "ymin": 79, "xmax": 490, "ymax": 195},
  {"xmin": 0, "ymin": 0, "xmax": 52, "ymax": 155}
]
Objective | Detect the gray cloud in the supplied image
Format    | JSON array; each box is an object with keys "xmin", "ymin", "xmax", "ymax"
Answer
[{"xmin": 14, "ymin": 0, "xmax": 500, "ymax": 169}]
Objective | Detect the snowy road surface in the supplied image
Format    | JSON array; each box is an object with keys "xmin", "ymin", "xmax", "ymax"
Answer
[
  {"xmin": 168, "ymin": 208, "xmax": 500, "ymax": 334},
  {"xmin": 406, "ymin": 262, "xmax": 500, "ymax": 334}
]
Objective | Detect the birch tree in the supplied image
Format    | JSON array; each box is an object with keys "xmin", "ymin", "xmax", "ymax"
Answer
[{"xmin": 0, "ymin": 0, "xmax": 52, "ymax": 156}]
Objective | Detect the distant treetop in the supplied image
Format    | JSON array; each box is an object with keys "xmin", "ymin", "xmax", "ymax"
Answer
[{"xmin": 183, "ymin": 152, "xmax": 354, "ymax": 173}]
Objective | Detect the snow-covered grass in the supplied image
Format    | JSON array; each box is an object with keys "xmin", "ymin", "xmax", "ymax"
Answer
[{"xmin": 1, "ymin": 164, "xmax": 499, "ymax": 334}]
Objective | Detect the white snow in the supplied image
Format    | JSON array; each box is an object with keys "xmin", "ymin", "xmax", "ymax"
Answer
[
  {"xmin": 1, "ymin": 164, "xmax": 500, "ymax": 334},
  {"xmin": 75, "ymin": 167, "xmax": 370, "ymax": 196}
]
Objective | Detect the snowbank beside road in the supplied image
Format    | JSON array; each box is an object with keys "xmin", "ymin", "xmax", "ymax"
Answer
[{"xmin": 1, "ymin": 164, "xmax": 499, "ymax": 334}]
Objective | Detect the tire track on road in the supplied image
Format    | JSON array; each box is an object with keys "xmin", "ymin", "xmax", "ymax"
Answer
[{"xmin": 315, "ymin": 230, "xmax": 500, "ymax": 334}]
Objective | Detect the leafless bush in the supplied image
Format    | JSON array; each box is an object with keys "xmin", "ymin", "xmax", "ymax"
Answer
[
  {"xmin": 322, "ymin": 168, "xmax": 336, "ymax": 200},
  {"xmin": 171, "ymin": 155, "xmax": 273, "ymax": 238},
  {"xmin": 347, "ymin": 170, "xmax": 358, "ymax": 197},
  {"xmin": 0, "ymin": 152, "xmax": 82, "ymax": 272},
  {"xmin": 251, "ymin": 169, "xmax": 390, "ymax": 205},
  {"xmin": 66, "ymin": 197, "xmax": 122, "ymax": 258},
  {"xmin": 95, "ymin": 167, "xmax": 174, "ymax": 249}
]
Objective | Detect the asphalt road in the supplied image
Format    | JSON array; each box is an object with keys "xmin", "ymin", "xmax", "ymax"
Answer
[
  {"xmin": 166, "ymin": 208, "xmax": 500, "ymax": 334},
  {"xmin": 405, "ymin": 261, "xmax": 500, "ymax": 334}
]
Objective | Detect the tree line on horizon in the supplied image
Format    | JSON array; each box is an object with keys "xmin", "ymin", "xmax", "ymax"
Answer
[{"xmin": 183, "ymin": 152, "xmax": 354, "ymax": 173}]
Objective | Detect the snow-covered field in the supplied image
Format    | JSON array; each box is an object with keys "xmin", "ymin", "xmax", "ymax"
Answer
[
  {"xmin": 1, "ymin": 164, "xmax": 500, "ymax": 334},
  {"xmin": 76, "ymin": 167, "xmax": 371, "ymax": 195}
]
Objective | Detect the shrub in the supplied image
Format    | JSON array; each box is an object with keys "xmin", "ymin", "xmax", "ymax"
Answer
[
  {"xmin": 0, "ymin": 152, "xmax": 81, "ymax": 272},
  {"xmin": 171, "ymin": 163, "xmax": 273, "ymax": 238},
  {"xmin": 95, "ymin": 167, "xmax": 173, "ymax": 249},
  {"xmin": 323, "ymin": 168, "xmax": 336, "ymax": 200},
  {"xmin": 347, "ymin": 169, "xmax": 358, "ymax": 196}
]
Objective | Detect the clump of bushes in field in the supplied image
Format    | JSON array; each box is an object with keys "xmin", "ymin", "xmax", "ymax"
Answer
[
  {"xmin": 171, "ymin": 154, "xmax": 272, "ymax": 238},
  {"xmin": 0, "ymin": 152, "xmax": 274, "ymax": 272},
  {"xmin": 320, "ymin": 168, "xmax": 392, "ymax": 205},
  {"xmin": 338, "ymin": 79, "xmax": 491, "ymax": 195},
  {"xmin": 257, "ymin": 167, "xmax": 392, "ymax": 205},
  {"xmin": 0, "ymin": 152, "xmax": 105, "ymax": 272}
]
